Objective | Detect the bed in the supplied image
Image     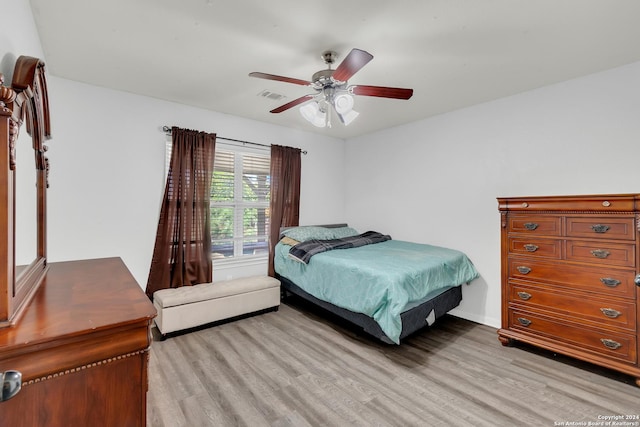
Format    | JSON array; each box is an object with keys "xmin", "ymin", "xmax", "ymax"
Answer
[{"xmin": 274, "ymin": 224, "xmax": 479, "ymax": 344}]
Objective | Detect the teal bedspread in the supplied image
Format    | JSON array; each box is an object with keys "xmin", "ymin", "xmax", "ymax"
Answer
[{"xmin": 275, "ymin": 239, "xmax": 479, "ymax": 344}]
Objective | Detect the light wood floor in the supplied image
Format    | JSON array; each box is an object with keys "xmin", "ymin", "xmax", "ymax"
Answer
[{"xmin": 147, "ymin": 297, "xmax": 640, "ymax": 427}]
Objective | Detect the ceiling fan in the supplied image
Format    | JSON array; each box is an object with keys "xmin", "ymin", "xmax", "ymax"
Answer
[{"xmin": 249, "ymin": 48, "xmax": 413, "ymax": 128}]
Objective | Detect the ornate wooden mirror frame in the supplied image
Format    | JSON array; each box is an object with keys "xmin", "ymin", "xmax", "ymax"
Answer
[{"xmin": 0, "ymin": 56, "xmax": 51, "ymax": 327}]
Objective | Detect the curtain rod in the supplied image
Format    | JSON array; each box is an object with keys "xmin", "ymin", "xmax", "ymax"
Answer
[{"xmin": 162, "ymin": 126, "xmax": 307, "ymax": 155}]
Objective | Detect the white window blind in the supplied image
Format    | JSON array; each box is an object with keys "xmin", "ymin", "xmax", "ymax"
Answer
[{"xmin": 211, "ymin": 148, "xmax": 271, "ymax": 260}]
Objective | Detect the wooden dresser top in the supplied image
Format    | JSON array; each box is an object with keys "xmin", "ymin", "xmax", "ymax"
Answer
[
  {"xmin": 0, "ymin": 257, "xmax": 157, "ymax": 353},
  {"xmin": 498, "ymin": 193, "xmax": 640, "ymax": 212}
]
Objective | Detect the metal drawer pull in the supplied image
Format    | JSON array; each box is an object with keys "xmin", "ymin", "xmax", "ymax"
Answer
[
  {"xmin": 1, "ymin": 370, "xmax": 22, "ymax": 402},
  {"xmin": 600, "ymin": 308, "xmax": 622, "ymax": 319},
  {"xmin": 600, "ymin": 278, "xmax": 621, "ymax": 287},
  {"xmin": 517, "ymin": 292, "xmax": 532, "ymax": 300},
  {"xmin": 516, "ymin": 266, "xmax": 531, "ymax": 274},
  {"xmin": 590, "ymin": 249, "xmax": 610, "ymax": 259},
  {"xmin": 517, "ymin": 317, "xmax": 531, "ymax": 327},
  {"xmin": 600, "ymin": 339, "xmax": 622, "ymax": 350},
  {"xmin": 523, "ymin": 222, "xmax": 538, "ymax": 230},
  {"xmin": 523, "ymin": 244, "xmax": 539, "ymax": 252},
  {"xmin": 591, "ymin": 224, "xmax": 610, "ymax": 233}
]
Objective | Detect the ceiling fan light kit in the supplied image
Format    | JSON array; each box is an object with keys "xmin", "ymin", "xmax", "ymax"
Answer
[
  {"xmin": 250, "ymin": 48, "xmax": 413, "ymax": 129},
  {"xmin": 300, "ymin": 86, "xmax": 358, "ymax": 128}
]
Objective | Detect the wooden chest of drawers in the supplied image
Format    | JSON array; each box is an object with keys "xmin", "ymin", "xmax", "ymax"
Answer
[{"xmin": 498, "ymin": 194, "xmax": 640, "ymax": 386}]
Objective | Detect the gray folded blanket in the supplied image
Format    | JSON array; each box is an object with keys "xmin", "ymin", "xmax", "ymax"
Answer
[{"xmin": 288, "ymin": 231, "xmax": 391, "ymax": 264}]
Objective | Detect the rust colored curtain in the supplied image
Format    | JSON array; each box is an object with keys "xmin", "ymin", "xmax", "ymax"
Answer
[
  {"xmin": 146, "ymin": 127, "xmax": 216, "ymax": 298},
  {"xmin": 268, "ymin": 144, "xmax": 301, "ymax": 277}
]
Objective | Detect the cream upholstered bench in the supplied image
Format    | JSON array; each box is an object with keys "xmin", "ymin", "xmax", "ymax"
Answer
[{"xmin": 152, "ymin": 276, "xmax": 280, "ymax": 336}]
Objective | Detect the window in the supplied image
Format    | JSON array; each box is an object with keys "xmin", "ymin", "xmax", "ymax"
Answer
[
  {"xmin": 165, "ymin": 140, "xmax": 271, "ymax": 261},
  {"xmin": 210, "ymin": 148, "xmax": 270, "ymax": 260}
]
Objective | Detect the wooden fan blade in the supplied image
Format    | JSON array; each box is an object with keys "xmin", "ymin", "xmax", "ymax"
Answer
[
  {"xmin": 351, "ymin": 85, "xmax": 413, "ymax": 100},
  {"xmin": 249, "ymin": 72, "xmax": 311, "ymax": 86},
  {"xmin": 332, "ymin": 48, "xmax": 373, "ymax": 82},
  {"xmin": 270, "ymin": 95, "xmax": 315, "ymax": 113}
]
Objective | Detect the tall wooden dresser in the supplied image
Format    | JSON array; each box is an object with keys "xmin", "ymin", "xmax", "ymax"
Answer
[{"xmin": 498, "ymin": 194, "xmax": 640, "ymax": 386}]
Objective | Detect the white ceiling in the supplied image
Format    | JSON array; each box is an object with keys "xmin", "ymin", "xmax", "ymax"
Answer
[{"xmin": 29, "ymin": 0, "xmax": 640, "ymax": 139}]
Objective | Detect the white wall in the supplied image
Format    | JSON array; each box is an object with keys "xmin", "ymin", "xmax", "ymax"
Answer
[
  {"xmin": 345, "ymin": 61, "xmax": 640, "ymax": 328},
  {"xmin": 45, "ymin": 77, "xmax": 346, "ymax": 287}
]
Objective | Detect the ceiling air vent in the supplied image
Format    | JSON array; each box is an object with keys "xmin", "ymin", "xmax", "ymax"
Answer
[{"xmin": 257, "ymin": 90, "xmax": 286, "ymax": 102}]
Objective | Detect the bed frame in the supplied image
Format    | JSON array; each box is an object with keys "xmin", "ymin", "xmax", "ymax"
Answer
[
  {"xmin": 277, "ymin": 224, "xmax": 464, "ymax": 344},
  {"xmin": 278, "ymin": 275, "xmax": 462, "ymax": 344}
]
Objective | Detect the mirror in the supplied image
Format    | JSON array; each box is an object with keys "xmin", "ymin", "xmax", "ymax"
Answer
[
  {"xmin": 14, "ymin": 115, "xmax": 37, "ymax": 279},
  {"xmin": 0, "ymin": 56, "xmax": 50, "ymax": 327}
]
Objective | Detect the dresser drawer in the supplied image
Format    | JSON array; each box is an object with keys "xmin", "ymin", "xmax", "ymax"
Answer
[
  {"xmin": 509, "ymin": 309, "xmax": 637, "ymax": 363},
  {"xmin": 508, "ymin": 259, "xmax": 636, "ymax": 298},
  {"xmin": 566, "ymin": 217, "xmax": 636, "ymax": 241},
  {"xmin": 566, "ymin": 240, "xmax": 636, "ymax": 267},
  {"xmin": 509, "ymin": 284, "xmax": 636, "ymax": 331},
  {"xmin": 500, "ymin": 195, "xmax": 637, "ymax": 212},
  {"xmin": 507, "ymin": 215, "xmax": 561, "ymax": 236},
  {"xmin": 508, "ymin": 237, "xmax": 561, "ymax": 259}
]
